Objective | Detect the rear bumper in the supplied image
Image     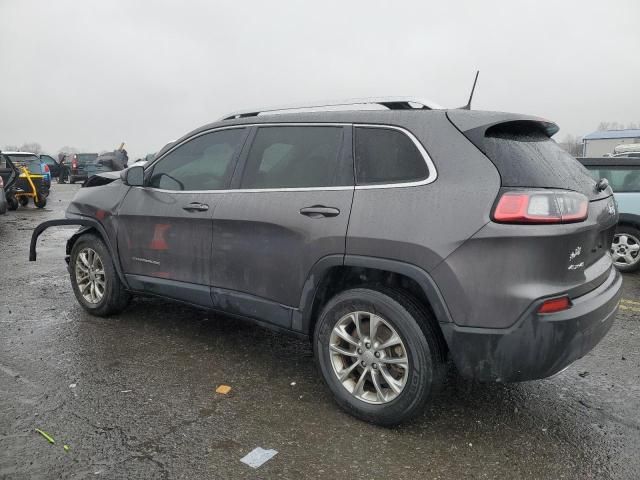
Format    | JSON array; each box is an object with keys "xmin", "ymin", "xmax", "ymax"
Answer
[{"xmin": 441, "ymin": 267, "xmax": 622, "ymax": 382}]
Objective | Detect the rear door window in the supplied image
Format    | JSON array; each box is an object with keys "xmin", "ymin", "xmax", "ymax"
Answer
[
  {"xmin": 354, "ymin": 127, "xmax": 429, "ymax": 185},
  {"xmin": 240, "ymin": 126, "xmax": 348, "ymax": 189},
  {"xmin": 584, "ymin": 166, "xmax": 640, "ymax": 192}
]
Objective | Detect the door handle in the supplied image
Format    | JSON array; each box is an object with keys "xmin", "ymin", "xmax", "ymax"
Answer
[
  {"xmin": 182, "ymin": 202, "xmax": 209, "ymax": 212},
  {"xmin": 299, "ymin": 206, "xmax": 340, "ymax": 218}
]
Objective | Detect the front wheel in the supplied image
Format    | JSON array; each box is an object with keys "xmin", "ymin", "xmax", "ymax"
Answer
[
  {"xmin": 611, "ymin": 226, "xmax": 640, "ymax": 272},
  {"xmin": 7, "ymin": 195, "xmax": 18, "ymax": 210},
  {"xmin": 70, "ymin": 233, "xmax": 131, "ymax": 316},
  {"xmin": 314, "ymin": 287, "xmax": 446, "ymax": 426}
]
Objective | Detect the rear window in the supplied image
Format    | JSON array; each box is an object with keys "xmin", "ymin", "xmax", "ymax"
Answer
[
  {"xmin": 583, "ymin": 166, "xmax": 640, "ymax": 193},
  {"xmin": 481, "ymin": 122, "xmax": 596, "ymax": 196},
  {"xmin": 355, "ymin": 127, "xmax": 429, "ymax": 185},
  {"xmin": 76, "ymin": 154, "xmax": 98, "ymax": 163},
  {"xmin": 7, "ymin": 154, "xmax": 41, "ymax": 174}
]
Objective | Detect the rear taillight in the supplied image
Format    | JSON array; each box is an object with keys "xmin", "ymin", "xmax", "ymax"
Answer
[
  {"xmin": 538, "ymin": 295, "xmax": 572, "ymax": 314},
  {"xmin": 0, "ymin": 176, "xmax": 3, "ymax": 188},
  {"xmin": 44, "ymin": 164, "xmax": 50, "ymax": 173},
  {"xmin": 493, "ymin": 190, "xmax": 588, "ymax": 224},
  {"xmin": 72, "ymin": 157, "xmax": 78, "ymax": 169}
]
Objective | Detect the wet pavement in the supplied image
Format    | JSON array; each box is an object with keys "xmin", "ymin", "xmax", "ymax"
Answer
[{"xmin": 1, "ymin": 183, "xmax": 639, "ymax": 479}]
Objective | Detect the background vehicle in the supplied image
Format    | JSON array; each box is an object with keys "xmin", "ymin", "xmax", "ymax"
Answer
[
  {"xmin": 31, "ymin": 99, "xmax": 621, "ymax": 425},
  {"xmin": 4, "ymin": 152, "xmax": 51, "ymax": 194},
  {"xmin": 614, "ymin": 143, "xmax": 640, "ymax": 156},
  {"xmin": 68, "ymin": 153, "xmax": 98, "ymax": 183},
  {"xmin": 580, "ymin": 157, "xmax": 640, "ymax": 272},
  {"xmin": 0, "ymin": 153, "xmax": 19, "ymax": 212},
  {"xmin": 39, "ymin": 154, "xmax": 61, "ymax": 178}
]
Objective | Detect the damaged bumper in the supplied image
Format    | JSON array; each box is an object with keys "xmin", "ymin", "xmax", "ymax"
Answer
[{"xmin": 441, "ymin": 267, "xmax": 622, "ymax": 382}]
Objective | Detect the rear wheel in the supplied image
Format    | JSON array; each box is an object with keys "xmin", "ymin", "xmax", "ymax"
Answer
[
  {"xmin": 314, "ymin": 287, "xmax": 446, "ymax": 426},
  {"xmin": 611, "ymin": 225, "xmax": 640, "ymax": 272},
  {"xmin": 70, "ymin": 233, "xmax": 131, "ymax": 316},
  {"xmin": 34, "ymin": 193, "xmax": 47, "ymax": 208}
]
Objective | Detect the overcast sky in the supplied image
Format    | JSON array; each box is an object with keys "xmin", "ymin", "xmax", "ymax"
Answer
[{"xmin": 1, "ymin": 0, "xmax": 639, "ymax": 158}]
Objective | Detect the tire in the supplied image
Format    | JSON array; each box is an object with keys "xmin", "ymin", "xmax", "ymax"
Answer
[
  {"xmin": 7, "ymin": 195, "xmax": 19, "ymax": 210},
  {"xmin": 34, "ymin": 194, "xmax": 47, "ymax": 208},
  {"xmin": 314, "ymin": 287, "xmax": 446, "ymax": 426},
  {"xmin": 18, "ymin": 196, "xmax": 29, "ymax": 207},
  {"xmin": 69, "ymin": 233, "xmax": 131, "ymax": 316},
  {"xmin": 611, "ymin": 225, "xmax": 640, "ymax": 273},
  {"xmin": 69, "ymin": 176, "xmax": 76, "ymax": 184}
]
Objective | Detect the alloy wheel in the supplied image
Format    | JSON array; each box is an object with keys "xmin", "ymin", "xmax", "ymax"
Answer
[
  {"xmin": 75, "ymin": 247, "xmax": 106, "ymax": 304},
  {"xmin": 329, "ymin": 311, "xmax": 409, "ymax": 404},
  {"xmin": 611, "ymin": 233, "xmax": 640, "ymax": 268}
]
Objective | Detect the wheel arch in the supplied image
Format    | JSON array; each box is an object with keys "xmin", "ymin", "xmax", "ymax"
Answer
[
  {"xmin": 296, "ymin": 255, "xmax": 453, "ymax": 337},
  {"xmin": 30, "ymin": 217, "xmax": 129, "ymax": 288},
  {"xmin": 617, "ymin": 213, "xmax": 640, "ymax": 229}
]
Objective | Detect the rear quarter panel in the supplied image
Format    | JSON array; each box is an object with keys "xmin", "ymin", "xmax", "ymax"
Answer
[{"xmin": 346, "ymin": 111, "xmax": 500, "ymax": 273}]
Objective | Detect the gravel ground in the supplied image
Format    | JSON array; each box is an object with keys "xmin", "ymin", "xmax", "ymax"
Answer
[{"xmin": 1, "ymin": 183, "xmax": 639, "ymax": 479}]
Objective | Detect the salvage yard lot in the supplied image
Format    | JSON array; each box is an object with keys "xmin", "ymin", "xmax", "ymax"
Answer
[{"xmin": 1, "ymin": 184, "xmax": 639, "ymax": 479}]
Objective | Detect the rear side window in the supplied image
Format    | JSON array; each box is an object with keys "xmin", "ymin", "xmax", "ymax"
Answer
[
  {"xmin": 480, "ymin": 122, "xmax": 596, "ymax": 196},
  {"xmin": 354, "ymin": 127, "xmax": 428, "ymax": 185},
  {"xmin": 584, "ymin": 166, "xmax": 640, "ymax": 192},
  {"xmin": 240, "ymin": 126, "xmax": 346, "ymax": 189}
]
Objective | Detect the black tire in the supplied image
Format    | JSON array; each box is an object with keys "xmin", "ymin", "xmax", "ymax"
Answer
[
  {"xmin": 314, "ymin": 287, "xmax": 447, "ymax": 426},
  {"xmin": 34, "ymin": 194, "xmax": 47, "ymax": 208},
  {"xmin": 18, "ymin": 196, "xmax": 29, "ymax": 207},
  {"xmin": 69, "ymin": 176, "xmax": 76, "ymax": 184},
  {"xmin": 611, "ymin": 225, "xmax": 640, "ymax": 273},
  {"xmin": 69, "ymin": 233, "xmax": 131, "ymax": 316},
  {"xmin": 7, "ymin": 195, "xmax": 18, "ymax": 210}
]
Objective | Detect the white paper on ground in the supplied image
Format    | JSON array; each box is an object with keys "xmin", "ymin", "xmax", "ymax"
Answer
[{"xmin": 240, "ymin": 447, "xmax": 278, "ymax": 468}]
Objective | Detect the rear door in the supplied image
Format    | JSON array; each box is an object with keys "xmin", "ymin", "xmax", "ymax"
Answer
[
  {"xmin": 211, "ymin": 124, "xmax": 354, "ymax": 328},
  {"xmin": 116, "ymin": 127, "xmax": 249, "ymax": 306}
]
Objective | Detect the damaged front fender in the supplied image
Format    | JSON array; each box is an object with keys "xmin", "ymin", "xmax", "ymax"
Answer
[{"xmin": 29, "ymin": 217, "xmax": 129, "ymax": 288}]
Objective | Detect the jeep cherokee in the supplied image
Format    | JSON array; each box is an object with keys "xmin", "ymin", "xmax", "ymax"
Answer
[{"xmin": 30, "ymin": 98, "xmax": 622, "ymax": 425}]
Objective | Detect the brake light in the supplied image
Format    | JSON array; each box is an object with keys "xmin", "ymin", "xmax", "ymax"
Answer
[
  {"xmin": 72, "ymin": 156, "xmax": 78, "ymax": 169},
  {"xmin": 538, "ymin": 296, "xmax": 572, "ymax": 314},
  {"xmin": 0, "ymin": 176, "xmax": 3, "ymax": 188},
  {"xmin": 44, "ymin": 164, "xmax": 50, "ymax": 173},
  {"xmin": 493, "ymin": 190, "xmax": 588, "ymax": 224}
]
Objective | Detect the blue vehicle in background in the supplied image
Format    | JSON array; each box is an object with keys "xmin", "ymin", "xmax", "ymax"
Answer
[
  {"xmin": 580, "ymin": 157, "xmax": 640, "ymax": 272},
  {"xmin": 4, "ymin": 151, "xmax": 51, "ymax": 196}
]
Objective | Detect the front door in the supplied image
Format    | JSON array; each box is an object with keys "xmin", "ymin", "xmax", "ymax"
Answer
[
  {"xmin": 116, "ymin": 127, "xmax": 249, "ymax": 306},
  {"xmin": 211, "ymin": 125, "xmax": 354, "ymax": 327}
]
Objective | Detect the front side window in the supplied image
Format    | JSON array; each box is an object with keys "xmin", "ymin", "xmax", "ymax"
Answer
[
  {"xmin": 240, "ymin": 126, "xmax": 345, "ymax": 189},
  {"xmin": 149, "ymin": 128, "xmax": 247, "ymax": 191},
  {"xmin": 585, "ymin": 166, "xmax": 640, "ymax": 192},
  {"xmin": 354, "ymin": 127, "xmax": 429, "ymax": 185}
]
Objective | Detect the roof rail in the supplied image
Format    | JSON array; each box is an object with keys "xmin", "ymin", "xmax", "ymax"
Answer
[{"xmin": 219, "ymin": 97, "xmax": 443, "ymax": 121}]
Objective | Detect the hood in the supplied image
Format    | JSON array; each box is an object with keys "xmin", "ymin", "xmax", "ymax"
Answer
[{"xmin": 83, "ymin": 170, "xmax": 122, "ymax": 187}]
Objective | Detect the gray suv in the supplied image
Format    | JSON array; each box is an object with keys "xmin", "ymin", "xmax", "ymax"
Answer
[{"xmin": 31, "ymin": 98, "xmax": 622, "ymax": 425}]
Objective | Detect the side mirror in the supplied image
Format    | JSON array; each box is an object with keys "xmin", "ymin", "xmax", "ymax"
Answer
[{"xmin": 122, "ymin": 165, "xmax": 145, "ymax": 186}]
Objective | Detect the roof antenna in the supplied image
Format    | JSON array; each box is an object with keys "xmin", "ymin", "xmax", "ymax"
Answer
[{"xmin": 459, "ymin": 70, "xmax": 479, "ymax": 110}]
